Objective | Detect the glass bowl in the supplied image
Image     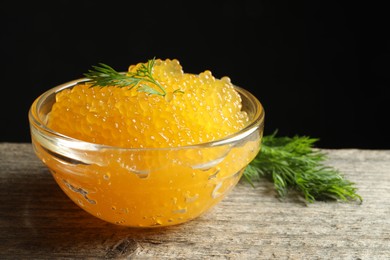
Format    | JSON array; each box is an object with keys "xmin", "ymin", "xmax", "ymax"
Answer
[{"xmin": 28, "ymin": 77, "xmax": 265, "ymax": 228}]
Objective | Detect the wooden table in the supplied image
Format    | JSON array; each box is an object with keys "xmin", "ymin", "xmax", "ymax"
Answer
[{"xmin": 1, "ymin": 143, "xmax": 389, "ymax": 259}]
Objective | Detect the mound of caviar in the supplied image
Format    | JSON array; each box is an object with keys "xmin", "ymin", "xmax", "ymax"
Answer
[{"xmin": 47, "ymin": 58, "xmax": 249, "ymax": 148}]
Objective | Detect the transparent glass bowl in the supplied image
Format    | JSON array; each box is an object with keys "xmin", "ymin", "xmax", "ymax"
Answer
[{"xmin": 28, "ymin": 77, "xmax": 265, "ymax": 227}]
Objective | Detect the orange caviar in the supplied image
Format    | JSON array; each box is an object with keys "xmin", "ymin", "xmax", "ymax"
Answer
[
  {"xmin": 35, "ymin": 58, "xmax": 262, "ymax": 227},
  {"xmin": 47, "ymin": 58, "xmax": 248, "ymax": 148}
]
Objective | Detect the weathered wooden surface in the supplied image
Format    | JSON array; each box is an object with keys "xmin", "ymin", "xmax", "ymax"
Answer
[{"xmin": 1, "ymin": 143, "xmax": 389, "ymax": 259}]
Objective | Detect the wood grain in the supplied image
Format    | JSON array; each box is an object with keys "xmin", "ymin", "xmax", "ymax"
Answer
[{"xmin": 1, "ymin": 143, "xmax": 389, "ymax": 259}]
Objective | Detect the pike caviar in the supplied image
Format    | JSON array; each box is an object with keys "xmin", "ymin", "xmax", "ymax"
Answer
[
  {"xmin": 34, "ymin": 58, "xmax": 262, "ymax": 227},
  {"xmin": 47, "ymin": 58, "xmax": 249, "ymax": 148}
]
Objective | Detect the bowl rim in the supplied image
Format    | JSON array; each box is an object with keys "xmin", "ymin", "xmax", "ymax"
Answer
[{"xmin": 29, "ymin": 77, "xmax": 265, "ymax": 151}]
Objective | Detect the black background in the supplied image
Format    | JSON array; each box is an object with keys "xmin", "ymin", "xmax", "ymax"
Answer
[{"xmin": 1, "ymin": 1, "xmax": 389, "ymax": 149}]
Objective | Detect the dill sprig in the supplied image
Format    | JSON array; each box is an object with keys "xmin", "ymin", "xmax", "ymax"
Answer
[
  {"xmin": 84, "ymin": 58, "xmax": 170, "ymax": 96},
  {"xmin": 244, "ymin": 131, "xmax": 362, "ymax": 203}
]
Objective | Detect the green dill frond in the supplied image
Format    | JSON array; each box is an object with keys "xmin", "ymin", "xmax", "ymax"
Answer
[
  {"xmin": 243, "ymin": 130, "xmax": 362, "ymax": 204},
  {"xmin": 83, "ymin": 57, "xmax": 167, "ymax": 96}
]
